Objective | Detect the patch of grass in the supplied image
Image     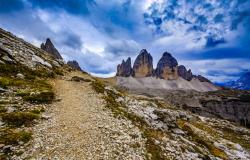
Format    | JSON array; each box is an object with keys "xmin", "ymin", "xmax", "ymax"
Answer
[
  {"xmin": 0, "ymin": 129, "xmax": 32, "ymax": 145},
  {"xmin": 180, "ymin": 122, "xmax": 228, "ymax": 159},
  {"xmin": 1, "ymin": 112, "xmax": 39, "ymax": 127},
  {"xmin": 21, "ymin": 91, "xmax": 54, "ymax": 104},
  {"xmin": 54, "ymin": 68, "xmax": 64, "ymax": 76},
  {"xmin": 0, "ymin": 77, "xmax": 28, "ymax": 88},
  {"xmin": 30, "ymin": 107, "xmax": 45, "ymax": 114},
  {"xmin": 0, "ymin": 105, "xmax": 7, "ymax": 113},
  {"xmin": 0, "ymin": 64, "xmax": 55, "ymax": 79},
  {"xmin": 216, "ymin": 126, "xmax": 250, "ymax": 150},
  {"xmin": 190, "ymin": 121, "xmax": 220, "ymax": 138},
  {"xmin": 91, "ymin": 79, "xmax": 105, "ymax": 94}
]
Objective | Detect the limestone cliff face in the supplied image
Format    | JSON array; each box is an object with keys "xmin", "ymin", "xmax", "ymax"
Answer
[
  {"xmin": 155, "ymin": 52, "xmax": 178, "ymax": 80},
  {"xmin": 132, "ymin": 49, "xmax": 153, "ymax": 78},
  {"xmin": 41, "ymin": 38, "xmax": 63, "ymax": 60},
  {"xmin": 116, "ymin": 57, "xmax": 132, "ymax": 77}
]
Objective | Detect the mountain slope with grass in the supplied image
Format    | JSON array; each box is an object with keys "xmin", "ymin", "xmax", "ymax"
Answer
[{"xmin": 0, "ymin": 28, "xmax": 250, "ymax": 160}]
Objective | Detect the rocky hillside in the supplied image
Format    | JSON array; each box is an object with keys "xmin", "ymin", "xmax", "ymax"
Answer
[
  {"xmin": 91, "ymin": 81, "xmax": 250, "ymax": 159},
  {"xmin": 117, "ymin": 49, "xmax": 215, "ymax": 91},
  {"xmin": 225, "ymin": 72, "xmax": 250, "ymax": 90},
  {"xmin": 0, "ymin": 28, "xmax": 250, "ymax": 160},
  {"xmin": 0, "ymin": 28, "xmax": 64, "ymax": 70}
]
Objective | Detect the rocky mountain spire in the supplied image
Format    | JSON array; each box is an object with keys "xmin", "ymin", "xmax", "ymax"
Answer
[
  {"xmin": 67, "ymin": 60, "xmax": 82, "ymax": 71},
  {"xmin": 132, "ymin": 49, "xmax": 153, "ymax": 77},
  {"xmin": 178, "ymin": 65, "xmax": 193, "ymax": 81},
  {"xmin": 155, "ymin": 52, "xmax": 178, "ymax": 80},
  {"xmin": 116, "ymin": 49, "xmax": 213, "ymax": 83},
  {"xmin": 41, "ymin": 38, "xmax": 63, "ymax": 60},
  {"xmin": 116, "ymin": 57, "xmax": 132, "ymax": 77}
]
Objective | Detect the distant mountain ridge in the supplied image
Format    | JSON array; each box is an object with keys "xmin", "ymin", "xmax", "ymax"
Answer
[
  {"xmin": 117, "ymin": 49, "xmax": 211, "ymax": 83},
  {"xmin": 116, "ymin": 49, "xmax": 217, "ymax": 92},
  {"xmin": 225, "ymin": 72, "xmax": 250, "ymax": 90}
]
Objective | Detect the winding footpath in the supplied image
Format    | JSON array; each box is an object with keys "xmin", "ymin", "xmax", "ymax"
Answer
[{"xmin": 22, "ymin": 72, "xmax": 146, "ymax": 160}]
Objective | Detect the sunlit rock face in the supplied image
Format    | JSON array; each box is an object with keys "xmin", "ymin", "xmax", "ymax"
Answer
[
  {"xmin": 155, "ymin": 52, "xmax": 178, "ymax": 80},
  {"xmin": 132, "ymin": 49, "xmax": 154, "ymax": 78}
]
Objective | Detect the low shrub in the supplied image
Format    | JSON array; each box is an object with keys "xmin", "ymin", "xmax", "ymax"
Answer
[
  {"xmin": 91, "ymin": 80, "xmax": 105, "ymax": 93},
  {"xmin": 0, "ymin": 129, "xmax": 32, "ymax": 145},
  {"xmin": 22, "ymin": 91, "xmax": 54, "ymax": 104},
  {"xmin": 1, "ymin": 112, "xmax": 39, "ymax": 127}
]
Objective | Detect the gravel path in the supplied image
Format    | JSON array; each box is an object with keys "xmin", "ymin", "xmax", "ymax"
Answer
[{"xmin": 22, "ymin": 72, "xmax": 146, "ymax": 160}]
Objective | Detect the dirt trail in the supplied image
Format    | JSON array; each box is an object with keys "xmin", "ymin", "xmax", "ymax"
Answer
[{"xmin": 22, "ymin": 72, "xmax": 146, "ymax": 160}]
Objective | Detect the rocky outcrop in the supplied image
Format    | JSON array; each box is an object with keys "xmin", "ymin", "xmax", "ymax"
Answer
[
  {"xmin": 41, "ymin": 38, "xmax": 63, "ymax": 60},
  {"xmin": 132, "ymin": 49, "xmax": 153, "ymax": 78},
  {"xmin": 116, "ymin": 57, "xmax": 132, "ymax": 77},
  {"xmin": 0, "ymin": 28, "xmax": 62, "ymax": 70},
  {"xmin": 116, "ymin": 49, "xmax": 213, "ymax": 84},
  {"xmin": 155, "ymin": 52, "xmax": 178, "ymax": 80},
  {"xmin": 178, "ymin": 65, "xmax": 193, "ymax": 81},
  {"xmin": 67, "ymin": 60, "xmax": 82, "ymax": 71},
  {"xmin": 194, "ymin": 75, "xmax": 211, "ymax": 83}
]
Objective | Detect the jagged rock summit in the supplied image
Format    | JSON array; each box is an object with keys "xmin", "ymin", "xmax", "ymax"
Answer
[
  {"xmin": 116, "ymin": 49, "xmax": 217, "ymax": 91},
  {"xmin": 67, "ymin": 60, "xmax": 83, "ymax": 71},
  {"xmin": 116, "ymin": 57, "xmax": 132, "ymax": 77},
  {"xmin": 41, "ymin": 38, "xmax": 63, "ymax": 60}
]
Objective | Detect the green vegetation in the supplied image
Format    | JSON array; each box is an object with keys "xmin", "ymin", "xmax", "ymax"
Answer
[
  {"xmin": 21, "ymin": 91, "xmax": 54, "ymax": 104},
  {"xmin": 0, "ymin": 64, "xmax": 55, "ymax": 79},
  {"xmin": 91, "ymin": 79, "xmax": 105, "ymax": 93},
  {"xmin": 30, "ymin": 107, "xmax": 45, "ymax": 114},
  {"xmin": 216, "ymin": 126, "xmax": 250, "ymax": 150},
  {"xmin": 0, "ymin": 77, "xmax": 27, "ymax": 88},
  {"xmin": 177, "ymin": 120, "xmax": 228, "ymax": 159},
  {"xmin": 0, "ymin": 129, "xmax": 32, "ymax": 145},
  {"xmin": 1, "ymin": 112, "xmax": 39, "ymax": 127}
]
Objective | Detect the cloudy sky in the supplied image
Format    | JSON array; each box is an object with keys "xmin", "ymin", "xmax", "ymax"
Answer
[{"xmin": 0, "ymin": 0, "xmax": 250, "ymax": 82}]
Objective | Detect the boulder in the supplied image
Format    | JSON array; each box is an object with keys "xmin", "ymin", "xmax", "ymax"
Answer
[
  {"xmin": 67, "ymin": 60, "xmax": 82, "ymax": 71},
  {"xmin": 16, "ymin": 73, "xmax": 25, "ymax": 79},
  {"xmin": 116, "ymin": 57, "xmax": 132, "ymax": 77},
  {"xmin": 155, "ymin": 52, "xmax": 178, "ymax": 80},
  {"xmin": 132, "ymin": 49, "xmax": 153, "ymax": 77},
  {"xmin": 41, "ymin": 38, "xmax": 63, "ymax": 60}
]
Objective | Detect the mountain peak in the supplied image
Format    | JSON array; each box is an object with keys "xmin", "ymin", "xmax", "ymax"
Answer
[
  {"xmin": 41, "ymin": 38, "xmax": 63, "ymax": 60},
  {"xmin": 132, "ymin": 49, "xmax": 153, "ymax": 77}
]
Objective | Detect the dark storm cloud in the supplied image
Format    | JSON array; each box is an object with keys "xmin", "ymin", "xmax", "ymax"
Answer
[{"xmin": 62, "ymin": 32, "xmax": 82, "ymax": 49}]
